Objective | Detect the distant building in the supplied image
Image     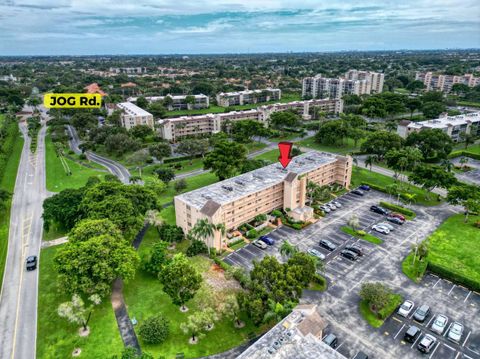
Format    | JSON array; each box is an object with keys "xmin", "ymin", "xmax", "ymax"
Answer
[
  {"xmin": 237, "ymin": 304, "xmax": 346, "ymax": 359},
  {"xmin": 117, "ymin": 102, "xmax": 154, "ymax": 130},
  {"xmin": 128, "ymin": 94, "xmax": 209, "ymax": 111},
  {"xmin": 157, "ymin": 98, "xmax": 342, "ymax": 142},
  {"xmin": 397, "ymin": 112, "xmax": 480, "ymax": 142},
  {"xmin": 302, "ymin": 70, "xmax": 384, "ymax": 99},
  {"xmin": 174, "ymin": 151, "xmax": 352, "ymax": 250},
  {"xmin": 216, "ymin": 88, "xmax": 281, "ymax": 107},
  {"xmin": 0, "ymin": 74, "xmax": 17, "ymax": 82},
  {"xmin": 84, "ymin": 83, "xmax": 107, "ymax": 96},
  {"xmin": 109, "ymin": 67, "xmax": 147, "ymax": 74},
  {"xmin": 415, "ymin": 72, "xmax": 480, "ymax": 93}
]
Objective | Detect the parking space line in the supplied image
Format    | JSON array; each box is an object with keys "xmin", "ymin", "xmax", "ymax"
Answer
[
  {"xmin": 454, "ymin": 352, "xmax": 461, "ymax": 359},
  {"xmin": 394, "ymin": 324, "xmax": 405, "ymax": 339},
  {"xmin": 464, "ymin": 291, "xmax": 472, "ymax": 302},
  {"xmin": 426, "ymin": 316, "xmax": 435, "ymax": 328},
  {"xmin": 429, "ymin": 342, "xmax": 440, "ymax": 358},
  {"xmin": 443, "ymin": 343, "xmax": 456, "ymax": 351},
  {"xmin": 463, "ymin": 331, "xmax": 471, "ymax": 347},
  {"xmin": 432, "ymin": 278, "xmax": 442, "ymax": 288},
  {"xmin": 411, "ymin": 331, "xmax": 422, "ymax": 348},
  {"xmin": 444, "ymin": 323, "xmax": 452, "ymax": 337},
  {"xmin": 335, "ymin": 343, "xmax": 344, "ymax": 351}
]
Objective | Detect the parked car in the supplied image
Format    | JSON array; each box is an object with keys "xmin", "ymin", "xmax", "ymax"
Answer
[
  {"xmin": 332, "ymin": 201, "xmax": 342, "ymax": 208},
  {"xmin": 319, "ymin": 239, "xmax": 337, "ymax": 251},
  {"xmin": 26, "ymin": 255, "xmax": 37, "ymax": 271},
  {"xmin": 351, "ymin": 189, "xmax": 364, "ymax": 196},
  {"xmin": 378, "ymin": 222, "xmax": 394, "ymax": 231},
  {"xmin": 397, "ymin": 300, "xmax": 415, "ymax": 317},
  {"xmin": 390, "ymin": 212, "xmax": 406, "ymax": 221},
  {"xmin": 344, "ymin": 245, "xmax": 363, "ymax": 256},
  {"xmin": 327, "ymin": 203, "xmax": 337, "ymax": 211},
  {"xmin": 359, "ymin": 185, "xmax": 371, "ymax": 191},
  {"xmin": 340, "ymin": 249, "xmax": 359, "ymax": 261},
  {"xmin": 431, "ymin": 314, "xmax": 448, "ymax": 335},
  {"xmin": 417, "ymin": 334, "xmax": 437, "ymax": 354},
  {"xmin": 372, "ymin": 224, "xmax": 390, "ymax": 234},
  {"xmin": 404, "ymin": 325, "xmax": 421, "ymax": 343},
  {"xmin": 322, "ymin": 334, "xmax": 338, "ymax": 349},
  {"xmin": 370, "ymin": 205, "xmax": 389, "ymax": 215},
  {"xmin": 447, "ymin": 322, "xmax": 464, "ymax": 343},
  {"xmin": 259, "ymin": 235, "xmax": 274, "ymax": 245},
  {"xmin": 320, "ymin": 205, "xmax": 331, "ymax": 213},
  {"xmin": 353, "ymin": 352, "xmax": 368, "ymax": 359},
  {"xmin": 387, "ymin": 216, "xmax": 404, "ymax": 225},
  {"xmin": 413, "ymin": 304, "xmax": 431, "ymax": 322},
  {"xmin": 252, "ymin": 240, "xmax": 267, "ymax": 250},
  {"xmin": 308, "ymin": 248, "xmax": 326, "ymax": 260}
]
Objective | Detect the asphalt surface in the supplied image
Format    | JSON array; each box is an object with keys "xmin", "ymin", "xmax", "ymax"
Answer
[
  {"xmin": 67, "ymin": 125, "xmax": 131, "ymax": 184},
  {"xmin": 0, "ymin": 120, "xmax": 48, "ymax": 359}
]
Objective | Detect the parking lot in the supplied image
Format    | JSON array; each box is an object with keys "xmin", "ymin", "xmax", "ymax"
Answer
[
  {"xmin": 452, "ymin": 157, "xmax": 480, "ymax": 185},
  {"xmin": 224, "ymin": 188, "xmax": 479, "ymax": 358}
]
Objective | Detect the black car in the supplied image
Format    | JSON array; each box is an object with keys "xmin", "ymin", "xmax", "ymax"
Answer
[
  {"xmin": 413, "ymin": 304, "xmax": 431, "ymax": 323},
  {"xmin": 370, "ymin": 205, "xmax": 389, "ymax": 215},
  {"xmin": 387, "ymin": 216, "xmax": 404, "ymax": 225},
  {"xmin": 26, "ymin": 255, "xmax": 37, "ymax": 271},
  {"xmin": 319, "ymin": 239, "xmax": 337, "ymax": 251},
  {"xmin": 344, "ymin": 245, "xmax": 363, "ymax": 256},
  {"xmin": 404, "ymin": 325, "xmax": 421, "ymax": 343},
  {"xmin": 322, "ymin": 334, "xmax": 338, "ymax": 348},
  {"xmin": 359, "ymin": 185, "xmax": 371, "ymax": 191},
  {"xmin": 353, "ymin": 352, "xmax": 369, "ymax": 359},
  {"xmin": 340, "ymin": 249, "xmax": 358, "ymax": 261},
  {"xmin": 351, "ymin": 189, "xmax": 364, "ymax": 196}
]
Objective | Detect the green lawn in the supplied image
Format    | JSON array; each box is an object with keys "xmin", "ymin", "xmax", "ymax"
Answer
[
  {"xmin": 37, "ymin": 246, "xmax": 123, "ymax": 359},
  {"xmin": 427, "ymin": 214, "xmax": 480, "ymax": 290},
  {"xmin": 158, "ymin": 172, "xmax": 219, "ymax": 206},
  {"xmin": 402, "ymin": 252, "xmax": 428, "ymax": 283},
  {"xmin": 139, "ymin": 158, "xmax": 205, "ymax": 177},
  {"xmin": 253, "ymin": 149, "xmax": 278, "ymax": 163},
  {"xmin": 359, "ymin": 294, "xmax": 403, "ymax": 328},
  {"xmin": 124, "ymin": 230, "xmax": 262, "ymax": 358},
  {"xmin": 0, "ymin": 134, "xmax": 24, "ymax": 288},
  {"xmin": 296, "ymin": 137, "xmax": 363, "ymax": 155},
  {"xmin": 244, "ymin": 141, "xmax": 268, "ymax": 154},
  {"xmin": 160, "ymin": 205, "xmax": 176, "ymax": 225},
  {"xmin": 351, "ymin": 167, "xmax": 440, "ymax": 206},
  {"xmin": 341, "ymin": 226, "xmax": 383, "ymax": 245},
  {"xmin": 359, "ymin": 300, "xmax": 384, "ymax": 328},
  {"xmin": 45, "ymin": 134, "xmax": 105, "ymax": 192},
  {"xmin": 42, "ymin": 225, "xmax": 68, "ymax": 242}
]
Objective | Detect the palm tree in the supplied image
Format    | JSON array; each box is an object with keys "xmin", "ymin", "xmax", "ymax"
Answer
[
  {"xmin": 280, "ymin": 240, "xmax": 298, "ymax": 259},
  {"xmin": 191, "ymin": 219, "xmax": 226, "ymax": 255},
  {"xmin": 440, "ymin": 159, "xmax": 453, "ymax": 172},
  {"xmin": 365, "ymin": 155, "xmax": 375, "ymax": 171}
]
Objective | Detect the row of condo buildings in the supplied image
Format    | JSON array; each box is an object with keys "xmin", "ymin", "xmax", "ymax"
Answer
[
  {"xmin": 415, "ymin": 72, "xmax": 480, "ymax": 93},
  {"xmin": 302, "ymin": 70, "xmax": 384, "ymax": 99},
  {"xmin": 128, "ymin": 94, "xmax": 210, "ymax": 111},
  {"xmin": 175, "ymin": 151, "xmax": 352, "ymax": 250},
  {"xmin": 397, "ymin": 112, "xmax": 480, "ymax": 141}
]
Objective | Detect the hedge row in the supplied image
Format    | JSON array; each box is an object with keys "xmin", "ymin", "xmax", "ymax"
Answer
[
  {"xmin": 379, "ymin": 201, "xmax": 416, "ymax": 219},
  {"xmin": 448, "ymin": 150, "xmax": 480, "ymax": 160},
  {"xmin": 163, "ymin": 153, "xmax": 203, "ymax": 164},
  {"xmin": 427, "ymin": 262, "xmax": 480, "ymax": 292}
]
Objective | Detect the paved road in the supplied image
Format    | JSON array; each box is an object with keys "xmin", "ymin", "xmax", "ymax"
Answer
[
  {"xmin": 67, "ymin": 125, "xmax": 131, "ymax": 183},
  {"xmin": 0, "ymin": 121, "xmax": 48, "ymax": 359}
]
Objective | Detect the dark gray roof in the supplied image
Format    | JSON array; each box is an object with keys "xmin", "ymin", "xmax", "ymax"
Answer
[
  {"xmin": 200, "ymin": 200, "xmax": 221, "ymax": 217},
  {"xmin": 284, "ymin": 172, "xmax": 298, "ymax": 183}
]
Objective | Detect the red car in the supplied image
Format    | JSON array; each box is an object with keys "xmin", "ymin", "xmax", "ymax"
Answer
[{"xmin": 391, "ymin": 213, "xmax": 406, "ymax": 221}]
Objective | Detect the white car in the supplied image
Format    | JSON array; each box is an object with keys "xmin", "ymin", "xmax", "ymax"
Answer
[
  {"xmin": 372, "ymin": 225, "xmax": 390, "ymax": 234},
  {"xmin": 332, "ymin": 201, "xmax": 342, "ymax": 208},
  {"xmin": 447, "ymin": 322, "xmax": 464, "ymax": 343},
  {"xmin": 397, "ymin": 300, "xmax": 415, "ymax": 317},
  {"xmin": 327, "ymin": 203, "xmax": 336, "ymax": 211},
  {"xmin": 431, "ymin": 314, "xmax": 448, "ymax": 335},
  {"xmin": 378, "ymin": 222, "xmax": 394, "ymax": 231},
  {"xmin": 320, "ymin": 206, "xmax": 331, "ymax": 213},
  {"xmin": 308, "ymin": 248, "xmax": 326, "ymax": 260}
]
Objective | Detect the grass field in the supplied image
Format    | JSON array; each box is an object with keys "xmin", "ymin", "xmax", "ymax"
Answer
[
  {"xmin": 123, "ymin": 228, "xmax": 263, "ymax": 358},
  {"xmin": 427, "ymin": 214, "xmax": 480, "ymax": 289},
  {"xmin": 158, "ymin": 172, "xmax": 218, "ymax": 206},
  {"xmin": 253, "ymin": 149, "xmax": 278, "ymax": 163},
  {"xmin": 295, "ymin": 137, "xmax": 363, "ymax": 155},
  {"xmin": 0, "ymin": 134, "xmax": 24, "ymax": 289},
  {"xmin": 36, "ymin": 246, "xmax": 123, "ymax": 359},
  {"xmin": 402, "ymin": 252, "xmax": 428, "ymax": 283},
  {"xmin": 45, "ymin": 134, "xmax": 105, "ymax": 192}
]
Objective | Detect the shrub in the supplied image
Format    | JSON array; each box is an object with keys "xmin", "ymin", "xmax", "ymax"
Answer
[
  {"xmin": 356, "ymin": 230, "xmax": 366, "ymax": 236},
  {"xmin": 157, "ymin": 224, "xmax": 184, "ymax": 243},
  {"xmin": 246, "ymin": 229, "xmax": 258, "ymax": 239},
  {"xmin": 379, "ymin": 201, "xmax": 416, "ymax": 219},
  {"xmin": 186, "ymin": 240, "xmax": 208, "ymax": 257},
  {"xmin": 79, "ymin": 153, "xmax": 87, "ymax": 160},
  {"xmin": 290, "ymin": 223, "xmax": 302, "ymax": 230},
  {"xmin": 427, "ymin": 262, "xmax": 480, "ymax": 292},
  {"xmin": 271, "ymin": 210, "xmax": 283, "ymax": 218},
  {"xmin": 138, "ymin": 315, "xmax": 170, "ymax": 344}
]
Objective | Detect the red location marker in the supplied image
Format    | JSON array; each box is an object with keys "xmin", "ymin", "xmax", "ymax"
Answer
[{"xmin": 278, "ymin": 142, "xmax": 293, "ymax": 168}]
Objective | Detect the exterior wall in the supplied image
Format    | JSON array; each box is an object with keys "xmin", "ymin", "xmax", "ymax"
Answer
[
  {"xmin": 416, "ymin": 72, "xmax": 480, "ymax": 93},
  {"xmin": 216, "ymin": 88, "xmax": 281, "ymax": 107}
]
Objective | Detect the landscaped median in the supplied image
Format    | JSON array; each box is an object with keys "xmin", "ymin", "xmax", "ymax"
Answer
[
  {"xmin": 358, "ymin": 282, "xmax": 403, "ymax": 328},
  {"xmin": 379, "ymin": 201, "xmax": 416, "ymax": 220},
  {"xmin": 341, "ymin": 226, "xmax": 383, "ymax": 245}
]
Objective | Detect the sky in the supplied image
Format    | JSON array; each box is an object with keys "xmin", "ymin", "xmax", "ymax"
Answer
[{"xmin": 0, "ymin": 0, "xmax": 479, "ymax": 56}]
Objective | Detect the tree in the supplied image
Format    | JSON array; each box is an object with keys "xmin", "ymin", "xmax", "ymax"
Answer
[
  {"xmin": 406, "ymin": 129, "xmax": 453, "ymax": 160},
  {"xmin": 269, "ymin": 111, "xmax": 300, "ymax": 129},
  {"xmin": 148, "ymin": 142, "xmax": 171, "ymax": 160},
  {"xmin": 409, "ymin": 164, "xmax": 457, "ymax": 194},
  {"xmin": 159, "ymin": 253, "xmax": 202, "ymax": 310},
  {"xmin": 138, "ymin": 315, "xmax": 170, "ymax": 344},
  {"xmin": 361, "ymin": 97, "xmax": 387, "ymax": 118},
  {"xmin": 157, "ymin": 223, "xmax": 184, "ymax": 242},
  {"xmin": 447, "ymin": 184, "xmax": 480, "ymax": 222},
  {"xmin": 406, "ymin": 98, "xmax": 422, "ymax": 118},
  {"xmin": 406, "ymin": 80, "xmax": 425, "ymax": 93},
  {"xmin": 286, "ymin": 252, "xmax": 319, "ymax": 286},
  {"xmin": 129, "ymin": 125, "xmax": 153, "ymax": 141},
  {"xmin": 148, "ymin": 100, "xmax": 166, "ymax": 118},
  {"xmin": 315, "ymin": 120, "xmax": 349, "ymax": 146},
  {"xmin": 174, "ymin": 178, "xmax": 187, "ymax": 193},
  {"xmin": 240, "ymin": 159, "xmax": 269, "ymax": 173},
  {"xmin": 58, "ymin": 293, "xmax": 102, "ymax": 333},
  {"xmin": 0, "ymin": 189, "xmax": 10, "ymax": 209},
  {"xmin": 203, "ymin": 140, "xmax": 247, "ymax": 180},
  {"xmin": 364, "ymin": 155, "xmax": 376, "ymax": 171},
  {"xmin": 451, "ymin": 83, "xmax": 470, "ymax": 96},
  {"xmin": 186, "ymin": 239, "xmax": 208, "ymax": 257},
  {"xmin": 190, "ymin": 218, "xmax": 225, "ymax": 255},
  {"xmin": 42, "ymin": 187, "xmax": 85, "ymax": 231},
  {"xmin": 105, "ymin": 133, "xmax": 140, "ymax": 156},
  {"xmin": 348, "ymin": 214, "xmax": 360, "ymax": 231},
  {"xmin": 111, "ymin": 347, "xmax": 154, "ymax": 359},
  {"xmin": 359, "ymin": 282, "xmax": 391, "ymax": 313},
  {"xmin": 135, "ymin": 96, "xmax": 149, "ymax": 109},
  {"xmin": 154, "ymin": 168, "xmax": 175, "ymax": 185},
  {"xmin": 143, "ymin": 240, "xmax": 170, "ymax": 275},
  {"xmin": 176, "ymin": 139, "xmax": 210, "ymax": 164},
  {"xmin": 422, "ymin": 101, "xmax": 446, "ymax": 119},
  {"xmin": 384, "ymin": 147, "xmax": 423, "ymax": 178},
  {"xmin": 68, "ymin": 218, "xmax": 124, "ymax": 243},
  {"xmin": 361, "ymin": 131, "xmax": 404, "ymax": 160},
  {"xmin": 230, "ymin": 120, "xmax": 267, "ymax": 142},
  {"xmin": 54, "ymin": 233, "xmax": 140, "ymax": 296},
  {"xmin": 222, "ymin": 294, "xmax": 243, "ymax": 327},
  {"xmin": 459, "ymin": 132, "xmax": 476, "ymax": 149},
  {"xmin": 180, "ymin": 311, "xmax": 210, "ymax": 343},
  {"xmin": 280, "ymin": 240, "xmax": 298, "ymax": 259}
]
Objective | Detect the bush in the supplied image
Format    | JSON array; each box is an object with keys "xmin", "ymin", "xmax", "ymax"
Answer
[
  {"xmin": 186, "ymin": 240, "xmax": 208, "ymax": 257},
  {"xmin": 379, "ymin": 201, "xmax": 416, "ymax": 219},
  {"xmin": 138, "ymin": 315, "xmax": 170, "ymax": 344},
  {"xmin": 448, "ymin": 150, "xmax": 480, "ymax": 160},
  {"xmin": 427, "ymin": 262, "xmax": 480, "ymax": 292},
  {"xmin": 246, "ymin": 229, "xmax": 258, "ymax": 239},
  {"xmin": 356, "ymin": 230, "xmax": 366, "ymax": 236},
  {"xmin": 157, "ymin": 224, "xmax": 184, "ymax": 242},
  {"xmin": 271, "ymin": 210, "xmax": 283, "ymax": 218},
  {"xmin": 79, "ymin": 153, "xmax": 87, "ymax": 160},
  {"xmin": 290, "ymin": 223, "xmax": 302, "ymax": 230}
]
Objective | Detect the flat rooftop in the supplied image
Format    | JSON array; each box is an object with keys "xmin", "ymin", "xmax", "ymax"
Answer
[
  {"xmin": 117, "ymin": 102, "xmax": 152, "ymax": 117},
  {"xmin": 407, "ymin": 112, "xmax": 480, "ymax": 129},
  {"xmin": 218, "ymin": 88, "xmax": 280, "ymax": 97},
  {"xmin": 175, "ymin": 150, "xmax": 339, "ymax": 209}
]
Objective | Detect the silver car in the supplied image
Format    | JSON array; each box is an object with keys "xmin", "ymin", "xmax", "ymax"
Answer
[
  {"xmin": 332, "ymin": 201, "xmax": 342, "ymax": 208},
  {"xmin": 327, "ymin": 203, "xmax": 336, "ymax": 211},
  {"xmin": 447, "ymin": 322, "xmax": 464, "ymax": 343},
  {"xmin": 378, "ymin": 222, "xmax": 394, "ymax": 231},
  {"xmin": 431, "ymin": 314, "xmax": 448, "ymax": 335},
  {"xmin": 252, "ymin": 240, "xmax": 267, "ymax": 250},
  {"xmin": 397, "ymin": 300, "xmax": 414, "ymax": 317},
  {"xmin": 307, "ymin": 248, "xmax": 326, "ymax": 260},
  {"xmin": 372, "ymin": 225, "xmax": 390, "ymax": 234},
  {"xmin": 320, "ymin": 205, "xmax": 331, "ymax": 213}
]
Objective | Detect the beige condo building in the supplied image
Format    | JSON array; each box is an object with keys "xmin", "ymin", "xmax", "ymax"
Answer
[
  {"xmin": 174, "ymin": 151, "xmax": 352, "ymax": 250},
  {"xmin": 117, "ymin": 102, "xmax": 154, "ymax": 130},
  {"xmin": 415, "ymin": 72, "xmax": 480, "ymax": 93}
]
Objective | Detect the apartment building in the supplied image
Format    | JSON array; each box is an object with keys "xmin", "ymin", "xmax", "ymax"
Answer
[
  {"xmin": 117, "ymin": 102, "xmax": 154, "ymax": 130},
  {"xmin": 302, "ymin": 70, "xmax": 384, "ymax": 99},
  {"xmin": 128, "ymin": 94, "xmax": 209, "ymax": 111},
  {"xmin": 415, "ymin": 72, "xmax": 480, "ymax": 93},
  {"xmin": 157, "ymin": 98, "xmax": 342, "ymax": 141},
  {"xmin": 397, "ymin": 112, "xmax": 480, "ymax": 142},
  {"xmin": 175, "ymin": 151, "xmax": 352, "ymax": 250},
  {"xmin": 216, "ymin": 88, "xmax": 281, "ymax": 107},
  {"xmin": 109, "ymin": 67, "xmax": 147, "ymax": 74}
]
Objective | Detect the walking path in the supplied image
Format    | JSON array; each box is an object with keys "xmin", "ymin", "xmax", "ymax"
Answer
[{"xmin": 41, "ymin": 236, "xmax": 68, "ymax": 248}]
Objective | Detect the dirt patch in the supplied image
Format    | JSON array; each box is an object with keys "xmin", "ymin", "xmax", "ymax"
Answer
[{"xmin": 204, "ymin": 264, "xmax": 241, "ymax": 291}]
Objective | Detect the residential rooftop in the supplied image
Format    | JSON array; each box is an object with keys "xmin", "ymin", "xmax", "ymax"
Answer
[
  {"xmin": 217, "ymin": 88, "xmax": 280, "ymax": 97},
  {"xmin": 175, "ymin": 150, "xmax": 339, "ymax": 210},
  {"xmin": 117, "ymin": 102, "xmax": 152, "ymax": 117},
  {"xmin": 406, "ymin": 112, "xmax": 480, "ymax": 129}
]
